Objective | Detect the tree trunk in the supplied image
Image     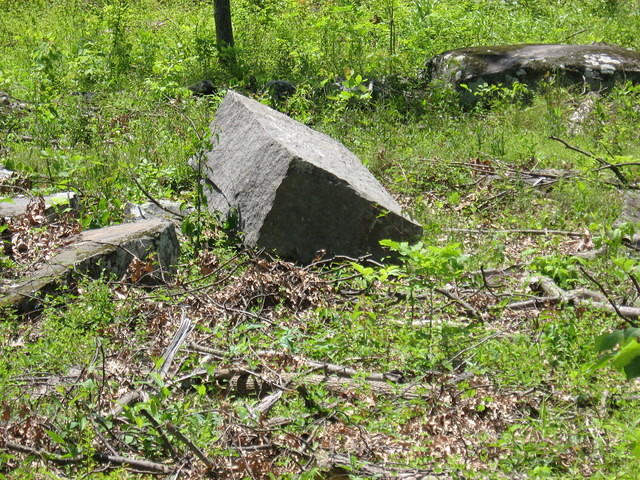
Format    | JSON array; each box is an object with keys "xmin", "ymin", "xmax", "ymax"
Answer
[{"xmin": 213, "ymin": 0, "xmax": 236, "ymax": 67}]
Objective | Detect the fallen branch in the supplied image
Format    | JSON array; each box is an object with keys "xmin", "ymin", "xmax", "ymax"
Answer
[
  {"xmin": 165, "ymin": 423, "xmax": 214, "ymax": 469},
  {"xmin": 317, "ymin": 452, "xmax": 445, "ymax": 479},
  {"xmin": 446, "ymin": 228, "xmax": 585, "ymax": 238},
  {"xmin": 131, "ymin": 174, "xmax": 186, "ymax": 219},
  {"xmin": 174, "ymin": 367, "xmax": 436, "ymax": 399},
  {"xmin": 579, "ymin": 267, "xmax": 634, "ymax": 325},
  {"xmin": 3, "ymin": 440, "xmax": 173, "ymax": 474},
  {"xmin": 504, "ymin": 276, "xmax": 640, "ymax": 325},
  {"xmin": 434, "ymin": 287, "xmax": 482, "ymax": 320},
  {"xmin": 549, "ymin": 135, "xmax": 628, "ymax": 185},
  {"xmin": 109, "ymin": 317, "xmax": 193, "ymax": 417},
  {"xmin": 187, "ymin": 344, "xmax": 420, "ymax": 384}
]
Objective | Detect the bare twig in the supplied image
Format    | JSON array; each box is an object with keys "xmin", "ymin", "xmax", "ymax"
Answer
[
  {"xmin": 131, "ymin": 174, "xmax": 186, "ymax": 219},
  {"xmin": 628, "ymin": 271, "xmax": 640, "ymax": 299},
  {"xmin": 3, "ymin": 440, "xmax": 174, "ymax": 474},
  {"xmin": 165, "ymin": 423, "xmax": 214, "ymax": 469},
  {"xmin": 549, "ymin": 135, "xmax": 628, "ymax": 184},
  {"xmin": 434, "ymin": 287, "xmax": 482, "ymax": 320},
  {"xmin": 504, "ymin": 275, "xmax": 640, "ymax": 325},
  {"xmin": 139, "ymin": 409, "xmax": 180, "ymax": 461},
  {"xmin": 446, "ymin": 228, "xmax": 585, "ymax": 237},
  {"xmin": 579, "ymin": 267, "xmax": 635, "ymax": 326}
]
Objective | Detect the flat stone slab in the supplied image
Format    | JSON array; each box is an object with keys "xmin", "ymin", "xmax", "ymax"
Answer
[
  {"xmin": 0, "ymin": 192, "xmax": 79, "ymax": 219},
  {"xmin": 199, "ymin": 91, "xmax": 422, "ymax": 263},
  {"xmin": 0, "ymin": 219, "xmax": 179, "ymax": 313},
  {"xmin": 425, "ymin": 44, "xmax": 640, "ymax": 101}
]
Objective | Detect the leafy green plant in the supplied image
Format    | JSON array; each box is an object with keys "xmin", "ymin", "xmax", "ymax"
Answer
[
  {"xmin": 530, "ymin": 255, "xmax": 584, "ymax": 289},
  {"xmin": 595, "ymin": 327, "xmax": 640, "ymax": 380},
  {"xmin": 380, "ymin": 239, "xmax": 468, "ymax": 287}
]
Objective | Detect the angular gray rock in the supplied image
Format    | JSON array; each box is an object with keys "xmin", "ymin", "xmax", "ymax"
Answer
[
  {"xmin": 0, "ymin": 219, "xmax": 179, "ymax": 313},
  {"xmin": 199, "ymin": 91, "xmax": 422, "ymax": 263},
  {"xmin": 425, "ymin": 44, "xmax": 640, "ymax": 101}
]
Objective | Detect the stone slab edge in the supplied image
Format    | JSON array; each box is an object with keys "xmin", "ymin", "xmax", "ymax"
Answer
[{"xmin": 0, "ymin": 219, "xmax": 179, "ymax": 314}]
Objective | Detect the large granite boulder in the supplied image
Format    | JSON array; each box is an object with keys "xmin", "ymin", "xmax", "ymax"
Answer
[
  {"xmin": 425, "ymin": 44, "xmax": 640, "ymax": 101},
  {"xmin": 199, "ymin": 91, "xmax": 422, "ymax": 263}
]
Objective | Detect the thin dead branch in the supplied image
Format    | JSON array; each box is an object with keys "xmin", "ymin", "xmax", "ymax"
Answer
[
  {"xmin": 504, "ymin": 275, "xmax": 640, "ymax": 325},
  {"xmin": 317, "ymin": 452, "xmax": 446, "ymax": 479},
  {"xmin": 446, "ymin": 228, "xmax": 586, "ymax": 238},
  {"xmin": 549, "ymin": 135, "xmax": 628, "ymax": 185},
  {"xmin": 3, "ymin": 440, "xmax": 174, "ymax": 474},
  {"xmin": 579, "ymin": 267, "xmax": 635, "ymax": 326}
]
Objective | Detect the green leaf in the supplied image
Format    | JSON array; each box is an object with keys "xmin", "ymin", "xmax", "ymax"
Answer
[
  {"xmin": 595, "ymin": 330, "xmax": 625, "ymax": 352},
  {"xmin": 611, "ymin": 339, "xmax": 640, "ymax": 370},
  {"xmin": 46, "ymin": 430, "xmax": 66, "ymax": 445},
  {"xmin": 593, "ymin": 351, "xmax": 616, "ymax": 370},
  {"xmin": 632, "ymin": 440, "xmax": 640, "ymax": 458},
  {"xmin": 624, "ymin": 356, "xmax": 640, "ymax": 380},
  {"xmin": 595, "ymin": 327, "xmax": 640, "ymax": 352}
]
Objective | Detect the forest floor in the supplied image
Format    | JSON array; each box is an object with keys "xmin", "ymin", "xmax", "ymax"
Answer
[{"xmin": 2, "ymin": 0, "xmax": 640, "ymax": 478}]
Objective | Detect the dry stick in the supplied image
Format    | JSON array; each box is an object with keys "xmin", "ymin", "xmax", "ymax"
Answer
[
  {"xmin": 131, "ymin": 174, "xmax": 186, "ymax": 219},
  {"xmin": 595, "ymin": 161, "xmax": 640, "ymax": 172},
  {"xmin": 504, "ymin": 275, "xmax": 640, "ymax": 321},
  {"xmin": 173, "ymin": 366, "xmax": 436, "ymax": 399},
  {"xmin": 88, "ymin": 417, "xmax": 119, "ymax": 457},
  {"xmin": 448, "ymin": 330, "xmax": 505, "ymax": 367},
  {"xmin": 93, "ymin": 414, "xmax": 134, "ymax": 454},
  {"xmin": 110, "ymin": 316, "xmax": 194, "ymax": 417},
  {"xmin": 434, "ymin": 286, "xmax": 482, "ymax": 320},
  {"xmin": 165, "ymin": 423, "xmax": 214, "ymax": 469},
  {"xmin": 627, "ymin": 271, "xmax": 640, "ymax": 298},
  {"xmin": 549, "ymin": 135, "xmax": 628, "ymax": 185},
  {"xmin": 187, "ymin": 343, "xmax": 408, "ymax": 383},
  {"xmin": 579, "ymin": 267, "xmax": 636, "ymax": 326},
  {"xmin": 317, "ymin": 452, "xmax": 445, "ymax": 480},
  {"xmin": 138, "ymin": 409, "xmax": 180, "ymax": 462},
  {"xmin": 250, "ymin": 389, "xmax": 284, "ymax": 419},
  {"xmin": 3, "ymin": 441, "xmax": 173, "ymax": 474},
  {"xmin": 446, "ymin": 228, "xmax": 586, "ymax": 237}
]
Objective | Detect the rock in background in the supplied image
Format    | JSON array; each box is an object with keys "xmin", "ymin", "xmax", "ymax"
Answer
[
  {"xmin": 425, "ymin": 43, "xmax": 640, "ymax": 103},
  {"xmin": 198, "ymin": 91, "xmax": 422, "ymax": 263}
]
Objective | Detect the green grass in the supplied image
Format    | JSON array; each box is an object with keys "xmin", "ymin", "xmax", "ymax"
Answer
[{"xmin": 2, "ymin": 0, "xmax": 640, "ymax": 478}]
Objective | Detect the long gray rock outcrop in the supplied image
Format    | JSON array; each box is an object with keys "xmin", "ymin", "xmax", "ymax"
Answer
[
  {"xmin": 199, "ymin": 91, "xmax": 422, "ymax": 263},
  {"xmin": 426, "ymin": 44, "xmax": 640, "ymax": 102},
  {"xmin": 1, "ymin": 219, "xmax": 179, "ymax": 313}
]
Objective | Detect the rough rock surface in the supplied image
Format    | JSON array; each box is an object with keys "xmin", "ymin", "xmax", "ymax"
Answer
[
  {"xmin": 0, "ymin": 192, "xmax": 79, "ymax": 219},
  {"xmin": 124, "ymin": 200, "xmax": 193, "ymax": 224},
  {"xmin": 616, "ymin": 191, "xmax": 640, "ymax": 248},
  {"xmin": 200, "ymin": 91, "xmax": 422, "ymax": 263},
  {"xmin": 0, "ymin": 219, "xmax": 179, "ymax": 313},
  {"xmin": 426, "ymin": 44, "xmax": 640, "ymax": 101}
]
